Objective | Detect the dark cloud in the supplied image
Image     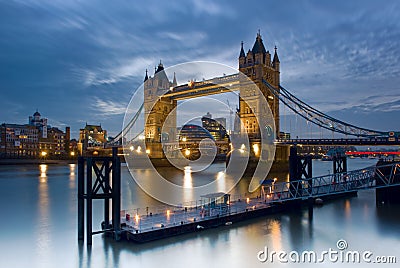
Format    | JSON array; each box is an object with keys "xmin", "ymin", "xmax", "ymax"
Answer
[{"xmin": 0, "ymin": 0, "xmax": 399, "ymax": 137}]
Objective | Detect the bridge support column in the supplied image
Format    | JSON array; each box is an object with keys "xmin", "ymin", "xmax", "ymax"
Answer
[
  {"xmin": 375, "ymin": 160, "xmax": 400, "ymax": 205},
  {"xmin": 77, "ymin": 147, "xmax": 121, "ymax": 245},
  {"xmin": 333, "ymin": 156, "xmax": 347, "ymax": 174},
  {"xmin": 289, "ymin": 146, "xmax": 313, "ymax": 199},
  {"xmin": 333, "ymin": 156, "xmax": 347, "ymax": 183}
]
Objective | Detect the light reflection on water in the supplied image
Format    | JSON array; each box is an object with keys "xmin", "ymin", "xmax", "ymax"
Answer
[{"xmin": 0, "ymin": 158, "xmax": 399, "ymax": 268}]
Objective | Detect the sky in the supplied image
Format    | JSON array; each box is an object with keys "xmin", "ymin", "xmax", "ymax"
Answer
[{"xmin": 1, "ymin": 0, "xmax": 400, "ymax": 139}]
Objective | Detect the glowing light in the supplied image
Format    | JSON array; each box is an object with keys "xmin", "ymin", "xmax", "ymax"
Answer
[
  {"xmin": 239, "ymin": 149, "xmax": 245, "ymax": 154},
  {"xmin": 246, "ymin": 197, "xmax": 250, "ymax": 204},
  {"xmin": 129, "ymin": 146, "xmax": 134, "ymax": 151},
  {"xmin": 136, "ymin": 146, "xmax": 142, "ymax": 153},
  {"xmin": 274, "ymin": 178, "xmax": 278, "ymax": 183},
  {"xmin": 184, "ymin": 166, "xmax": 192, "ymax": 174},
  {"xmin": 252, "ymin": 143, "xmax": 259, "ymax": 155},
  {"xmin": 70, "ymin": 151, "xmax": 75, "ymax": 156},
  {"xmin": 145, "ymin": 149, "xmax": 151, "ymax": 154},
  {"xmin": 185, "ymin": 149, "xmax": 190, "ymax": 156},
  {"xmin": 139, "ymin": 135, "xmax": 145, "ymax": 140},
  {"xmin": 182, "ymin": 137, "xmax": 187, "ymax": 142},
  {"xmin": 93, "ymin": 151, "xmax": 98, "ymax": 155},
  {"xmin": 166, "ymin": 210, "xmax": 170, "ymax": 216},
  {"xmin": 40, "ymin": 164, "xmax": 47, "ymax": 179},
  {"xmin": 41, "ymin": 151, "xmax": 47, "ymax": 157},
  {"xmin": 135, "ymin": 214, "xmax": 140, "ymax": 222},
  {"xmin": 240, "ymin": 144, "xmax": 246, "ymax": 150}
]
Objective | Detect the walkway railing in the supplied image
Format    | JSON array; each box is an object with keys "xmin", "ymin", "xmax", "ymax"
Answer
[
  {"xmin": 265, "ymin": 162, "xmax": 400, "ymax": 203},
  {"xmin": 119, "ymin": 162, "xmax": 400, "ymax": 234}
]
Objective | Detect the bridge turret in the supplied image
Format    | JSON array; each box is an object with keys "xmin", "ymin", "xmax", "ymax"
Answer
[
  {"xmin": 239, "ymin": 41, "xmax": 246, "ymax": 68},
  {"xmin": 273, "ymin": 46, "xmax": 280, "ymax": 72},
  {"xmin": 144, "ymin": 69, "xmax": 148, "ymax": 82},
  {"xmin": 172, "ymin": 72, "xmax": 177, "ymax": 87},
  {"xmin": 252, "ymin": 32, "xmax": 267, "ymax": 65}
]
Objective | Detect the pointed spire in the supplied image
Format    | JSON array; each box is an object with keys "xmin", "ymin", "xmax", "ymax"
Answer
[
  {"xmin": 155, "ymin": 60, "xmax": 164, "ymax": 73},
  {"xmin": 172, "ymin": 72, "xmax": 177, "ymax": 86},
  {"xmin": 252, "ymin": 31, "xmax": 266, "ymax": 54},
  {"xmin": 144, "ymin": 69, "xmax": 148, "ymax": 82},
  {"xmin": 273, "ymin": 45, "xmax": 280, "ymax": 63},
  {"xmin": 239, "ymin": 41, "xmax": 245, "ymax": 58}
]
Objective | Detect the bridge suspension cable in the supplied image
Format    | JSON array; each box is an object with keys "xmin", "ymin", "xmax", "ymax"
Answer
[
  {"xmin": 108, "ymin": 102, "xmax": 144, "ymax": 144},
  {"xmin": 263, "ymin": 80, "xmax": 387, "ymax": 138}
]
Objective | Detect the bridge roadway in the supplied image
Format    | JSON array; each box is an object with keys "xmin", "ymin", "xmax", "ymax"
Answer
[{"xmin": 275, "ymin": 138, "xmax": 400, "ymax": 146}]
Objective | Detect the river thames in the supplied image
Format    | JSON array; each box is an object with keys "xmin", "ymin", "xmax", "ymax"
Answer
[{"xmin": 0, "ymin": 158, "xmax": 399, "ymax": 267}]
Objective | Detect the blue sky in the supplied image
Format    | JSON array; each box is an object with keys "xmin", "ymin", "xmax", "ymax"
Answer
[{"xmin": 1, "ymin": 0, "xmax": 400, "ymax": 139}]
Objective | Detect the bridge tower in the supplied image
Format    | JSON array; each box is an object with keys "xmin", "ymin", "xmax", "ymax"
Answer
[
  {"xmin": 144, "ymin": 62, "xmax": 177, "ymax": 158},
  {"xmin": 238, "ymin": 32, "xmax": 280, "ymax": 138}
]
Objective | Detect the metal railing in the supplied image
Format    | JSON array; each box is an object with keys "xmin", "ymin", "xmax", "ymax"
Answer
[{"xmin": 265, "ymin": 162, "xmax": 400, "ymax": 203}]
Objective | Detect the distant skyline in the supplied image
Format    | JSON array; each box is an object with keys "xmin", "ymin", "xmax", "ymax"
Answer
[{"xmin": 1, "ymin": 0, "xmax": 400, "ymax": 139}]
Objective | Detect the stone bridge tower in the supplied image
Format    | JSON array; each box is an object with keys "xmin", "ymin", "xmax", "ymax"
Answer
[
  {"xmin": 238, "ymin": 32, "xmax": 280, "ymax": 138},
  {"xmin": 143, "ymin": 62, "xmax": 177, "ymax": 158}
]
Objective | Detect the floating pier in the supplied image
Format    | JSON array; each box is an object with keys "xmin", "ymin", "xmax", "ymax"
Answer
[{"xmin": 77, "ymin": 148, "xmax": 400, "ymax": 245}]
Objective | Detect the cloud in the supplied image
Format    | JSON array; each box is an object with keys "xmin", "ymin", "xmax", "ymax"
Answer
[
  {"xmin": 91, "ymin": 97, "xmax": 127, "ymax": 116},
  {"xmin": 1, "ymin": 0, "xmax": 400, "ymax": 138}
]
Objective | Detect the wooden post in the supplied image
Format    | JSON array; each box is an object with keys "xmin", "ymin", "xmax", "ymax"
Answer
[
  {"xmin": 77, "ymin": 147, "xmax": 122, "ymax": 244},
  {"xmin": 112, "ymin": 147, "xmax": 121, "ymax": 241},
  {"xmin": 77, "ymin": 156, "xmax": 85, "ymax": 241},
  {"xmin": 86, "ymin": 158, "xmax": 93, "ymax": 245}
]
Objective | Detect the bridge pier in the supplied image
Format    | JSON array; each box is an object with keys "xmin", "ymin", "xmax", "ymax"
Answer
[
  {"xmin": 288, "ymin": 146, "xmax": 313, "ymax": 210},
  {"xmin": 78, "ymin": 147, "xmax": 121, "ymax": 245},
  {"xmin": 333, "ymin": 155, "xmax": 347, "ymax": 180},
  {"xmin": 375, "ymin": 160, "xmax": 400, "ymax": 205}
]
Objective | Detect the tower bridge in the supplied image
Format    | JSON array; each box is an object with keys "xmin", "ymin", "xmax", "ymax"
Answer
[{"xmin": 108, "ymin": 32, "xmax": 399, "ymax": 164}]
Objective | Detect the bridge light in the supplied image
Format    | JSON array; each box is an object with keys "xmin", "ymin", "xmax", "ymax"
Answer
[
  {"xmin": 145, "ymin": 149, "xmax": 151, "ymax": 154},
  {"xmin": 129, "ymin": 146, "xmax": 134, "ymax": 151},
  {"xmin": 268, "ymin": 95, "xmax": 274, "ymax": 100},
  {"xmin": 136, "ymin": 146, "xmax": 142, "ymax": 153},
  {"xmin": 182, "ymin": 137, "xmax": 187, "ymax": 142},
  {"xmin": 70, "ymin": 151, "xmax": 75, "ymax": 156},
  {"xmin": 41, "ymin": 151, "xmax": 47, "ymax": 157},
  {"xmin": 246, "ymin": 197, "xmax": 250, "ymax": 204},
  {"xmin": 253, "ymin": 144, "xmax": 260, "ymax": 155},
  {"xmin": 240, "ymin": 144, "xmax": 246, "ymax": 150},
  {"xmin": 185, "ymin": 149, "xmax": 190, "ymax": 156}
]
